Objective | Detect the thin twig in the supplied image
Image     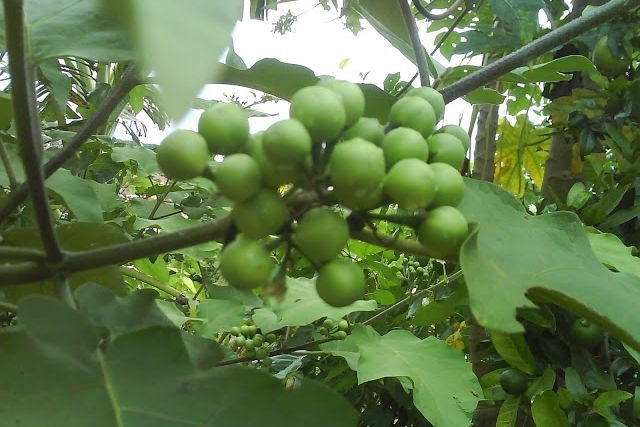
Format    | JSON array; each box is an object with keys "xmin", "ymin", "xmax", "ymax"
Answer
[
  {"xmin": 399, "ymin": 0, "xmax": 431, "ymax": 87},
  {"xmin": 440, "ymin": 0, "xmax": 633, "ymax": 103},
  {"xmin": 364, "ymin": 269, "xmax": 463, "ymax": 324},
  {"xmin": 413, "ymin": 0, "xmax": 464, "ymax": 21},
  {"xmin": 148, "ymin": 181, "xmax": 175, "ymax": 219},
  {"xmin": 119, "ymin": 266, "xmax": 182, "ymax": 298},
  {"xmin": 4, "ymin": 0, "xmax": 64, "ymax": 263},
  {"xmin": 0, "ymin": 64, "xmax": 140, "ymax": 223},
  {"xmin": 430, "ymin": 4, "xmax": 471, "ymax": 55}
]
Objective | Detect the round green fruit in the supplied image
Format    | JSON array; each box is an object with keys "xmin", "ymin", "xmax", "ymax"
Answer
[
  {"xmin": 240, "ymin": 325, "xmax": 251, "ymax": 336},
  {"xmin": 322, "ymin": 318, "xmax": 335, "ymax": 330},
  {"xmin": 571, "ymin": 318, "xmax": 604, "ymax": 349},
  {"xmin": 235, "ymin": 335, "xmax": 246, "ymax": 347},
  {"xmin": 417, "ymin": 206, "xmax": 468, "ymax": 259},
  {"xmin": 247, "ymin": 133, "xmax": 303, "ymax": 189},
  {"xmin": 430, "ymin": 162, "xmax": 465, "ymax": 207},
  {"xmin": 382, "ymin": 127, "xmax": 429, "ymax": 167},
  {"xmin": 220, "ymin": 236, "xmax": 275, "ymax": 290},
  {"xmin": 406, "ymin": 87, "xmax": 445, "ymax": 121},
  {"xmin": 317, "ymin": 79, "xmax": 365, "ymax": 127},
  {"xmin": 592, "ymin": 36, "xmax": 631, "ymax": 77},
  {"xmin": 388, "ymin": 96, "xmax": 436, "ymax": 137},
  {"xmin": 330, "ymin": 138, "xmax": 386, "ymax": 209},
  {"xmin": 334, "ymin": 330, "xmax": 348, "ymax": 340},
  {"xmin": 294, "ymin": 207, "xmax": 349, "ymax": 263},
  {"xmin": 198, "ymin": 103, "xmax": 249, "ymax": 155},
  {"xmin": 255, "ymin": 348, "xmax": 268, "ymax": 360},
  {"xmin": 247, "ymin": 325, "xmax": 258, "ymax": 336},
  {"xmin": 427, "ymin": 133, "xmax": 466, "ymax": 170},
  {"xmin": 338, "ymin": 319, "xmax": 349, "ymax": 331},
  {"xmin": 232, "ymin": 190, "xmax": 289, "ymax": 238},
  {"xmin": 384, "ymin": 159, "xmax": 436, "ymax": 212},
  {"xmin": 290, "ymin": 86, "xmax": 346, "ymax": 143},
  {"xmin": 500, "ymin": 368, "xmax": 528, "ymax": 395},
  {"xmin": 230, "ymin": 326, "xmax": 241, "ymax": 336},
  {"xmin": 342, "ymin": 117, "xmax": 385, "ymax": 146},
  {"xmin": 263, "ymin": 119, "xmax": 312, "ymax": 165},
  {"xmin": 156, "ymin": 130, "xmax": 209, "ymax": 181},
  {"xmin": 316, "ymin": 259, "xmax": 365, "ymax": 307},
  {"xmin": 216, "ymin": 153, "xmax": 262, "ymax": 202},
  {"xmin": 244, "ymin": 339, "xmax": 255, "ymax": 350},
  {"xmin": 437, "ymin": 125, "xmax": 471, "ymax": 152}
]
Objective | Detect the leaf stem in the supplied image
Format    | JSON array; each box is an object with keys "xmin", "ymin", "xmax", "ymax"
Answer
[
  {"xmin": 119, "ymin": 266, "xmax": 182, "ymax": 298},
  {"xmin": 0, "ymin": 134, "xmax": 17, "ymax": 191},
  {"xmin": 3, "ymin": 0, "xmax": 64, "ymax": 263},
  {"xmin": 398, "ymin": 0, "xmax": 431, "ymax": 87},
  {"xmin": 149, "ymin": 181, "xmax": 175, "ymax": 219}
]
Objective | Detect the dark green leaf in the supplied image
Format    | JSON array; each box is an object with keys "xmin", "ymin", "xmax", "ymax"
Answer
[
  {"xmin": 531, "ymin": 391, "xmax": 568, "ymax": 427},
  {"xmin": 491, "ymin": 331, "xmax": 536, "ymax": 374},
  {"xmin": 497, "ymin": 395, "xmax": 521, "ymax": 427}
]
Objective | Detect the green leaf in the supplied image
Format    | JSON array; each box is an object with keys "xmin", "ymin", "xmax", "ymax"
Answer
[
  {"xmin": 0, "ymin": 0, "xmax": 133, "ymax": 62},
  {"xmin": 593, "ymin": 390, "xmax": 632, "ymax": 420},
  {"xmin": 325, "ymin": 325, "xmax": 482, "ymax": 427},
  {"xmin": 195, "ymin": 299, "xmax": 245, "ymax": 338},
  {"xmin": 465, "ymin": 87, "xmax": 505, "ymax": 105},
  {"xmin": 489, "ymin": 0, "xmax": 544, "ymax": 43},
  {"xmin": 217, "ymin": 58, "xmax": 396, "ymax": 122},
  {"xmin": 47, "ymin": 169, "xmax": 104, "ymax": 222},
  {"xmin": 633, "ymin": 386, "xmax": 640, "ymax": 419},
  {"xmin": 491, "ymin": 331, "xmax": 536, "ymax": 374},
  {"xmin": 114, "ymin": 0, "xmax": 242, "ymax": 119},
  {"xmin": 497, "ymin": 395, "xmax": 521, "ymax": 427},
  {"xmin": 527, "ymin": 365, "xmax": 556, "ymax": 399},
  {"xmin": 155, "ymin": 300, "xmax": 191, "ymax": 328},
  {"xmin": 39, "ymin": 60, "xmax": 72, "ymax": 112},
  {"xmin": 567, "ymin": 182, "xmax": 590, "ymax": 210},
  {"xmin": 479, "ymin": 368, "xmax": 509, "ymax": 401},
  {"xmin": 0, "ymin": 93, "xmax": 13, "ymax": 130},
  {"xmin": 253, "ymin": 277, "xmax": 376, "ymax": 333},
  {"xmin": 111, "ymin": 145, "xmax": 160, "ymax": 176},
  {"xmin": 458, "ymin": 178, "xmax": 640, "ymax": 352},
  {"xmin": 75, "ymin": 283, "xmax": 174, "ymax": 337},
  {"xmin": 571, "ymin": 347, "xmax": 616, "ymax": 390},
  {"xmin": 411, "ymin": 284, "xmax": 468, "ymax": 325},
  {"xmin": 586, "ymin": 230, "xmax": 640, "ymax": 277},
  {"xmin": 517, "ymin": 56, "xmax": 601, "ymax": 83},
  {"xmin": 1, "ymin": 223, "xmax": 128, "ymax": 302},
  {"xmin": 531, "ymin": 391, "xmax": 568, "ymax": 427},
  {"xmin": 0, "ymin": 296, "xmax": 358, "ymax": 427},
  {"xmin": 564, "ymin": 367, "xmax": 587, "ymax": 397}
]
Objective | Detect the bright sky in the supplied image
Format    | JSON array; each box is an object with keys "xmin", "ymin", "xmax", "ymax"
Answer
[{"xmin": 119, "ymin": 0, "xmax": 477, "ymax": 145}]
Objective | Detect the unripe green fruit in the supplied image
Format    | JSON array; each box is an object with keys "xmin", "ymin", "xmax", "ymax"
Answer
[
  {"xmin": 317, "ymin": 79, "xmax": 365, "ymax": 127},
  {"xmin": 316, "ymin": 259, "xmax": 365, "ymax": 307},
  {"xmin": 220, "ymin": 236, "xmax": 275, "ymax": 289},
  {"xmin": 230, "ymin": 326, "xmax": 241, "ymax": 336},
  {"xmin": 389, "ymin": 96, "xmax": 436, "ymax": 137},
  {"xmin": 592, "ymin": 36, "xmax": 631, "ymax": 77},
  {"xmin": 384, "ymin": 159, "xmax": 436, "ymax": 211},
  {"xmin": 266, "ymin": 333, "xmax": 277, "ymax": 342},
  {"xmin": 406, "ymin": 87, "xmax": 445, "ymax": 121},
  {"xmin": 263, "ymin": 119, "xmax": 312, "ymax": 165},
  {"xmin": 156, "ymin": 130, "xmax": 209, "ymax": 181},
  {"xmin": 571, "ymin": 318, "xmax": 604, "ymax": 349},
  {"xmin": 232, "ymin": 190, "xmax": 289, "ymax": 238},
  {"xmin": 322, "ymin": 319, "xmax": 335, "ymax": 330},
  {"xmin": 318, "ymin": 326, "xmax": 328, "ymax": 335},
  {"xmin": 437, "ymin": 125, "xmax": 471, "ymax": 152},
  {"xmin": 247, "ymin": 324, "xmax": 258, "ymax": 337},
  {"xmin": 338, "ymin": 319, "xmax": 349, "ymax": 331},
  {"xmin": 255, "ymin": 347, "xmax": 268, "ymax": 360},
  {"xmin": 262, "ymin": 357, "xmax": 272, "ymax": 367},
  {"xmin": 244, "ymin": 338, "xmax": 255, "ymax": 350},
  {"xmin": 430, "ymin": 162, "xmax": 465, "ymax": 207},
  {"xmin": 247, "ymin": 134, "xmax": 303, "ymax": 189},
  {"xmin": 418, "ymin": 206, "xmax": 468, "ymax": 259},
  {"xmin": 235, "ymin": 336, "xmax": 246, "ymax": 347},
  {"xmin": 330, "ymin": 138, "xmax": 386, "ymax": 209},
  {"xmin": 382, "ymin": 127, "xmax": 429, "ymax": 167},
  {"xmin": 334, "ymin": 330, "xmax": 348, "ymax": 340},
  {"xmin": 253, "ymin": 334, "xmax": 264, "ymax": 346},
  {"xmin": 290, "ymin": 86, "xmax": 346, "ymax": 143},
  {"xmin": 294, "ymin": 208, "xmax": 349, "ymax": 263},
  {"xmin": 500, "ymin": 368, "xmax": 528, "ymax": 395},
  {"xmin": 198, "ymin": 103, "xmax": 249, "ymax": 154},
  {"xmin": 342, "ymin": 117, "xmax": 385, "ymax": 146},
  {"xmin": 427, "ymin": 133, "xmax": 466, "ymax": 170},
  {"xmin": 240, "ymin": 324, "xmax": 251, "ymax": 336},
  {"xmin": 216, "ymin": 153, "xmax": 262, "ymax": 202}
]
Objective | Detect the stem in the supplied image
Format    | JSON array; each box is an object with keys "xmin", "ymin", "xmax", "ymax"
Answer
[
  {"xmin": 0, "ymin": 246, "xmax": 46, "ymax": 261},
  {"xmin": 216, "ymin": 336, "xmax": 338, "ymax": 367},
  {"xmin": 149, "ymin": 182, "xmax": 175, "ymax": 219},
  {"xmin": 364, "ymin": 270, "xmax": 463, "ymax": 324},
  {"xmin": 351, "ymin": 229, "xmax": 428, "ymax": 256},
  {"xmin": 413, "ymin": 0, "xmax": 464, "ymax": 21},
  {"xmin": 440, "ymin": 0, "xmax": 634, "ymax": 103},
  {"xmin": 0, "ymin": 135, "xmax": 17, "ymax": 190},
  {"xmin": 54, "ymin": 274, "xmax": 77, "ymax": 309},
  {"xmin": 399, "ymin": 0, "xmax": 431, "ymax": 87},
  {"xmin": 0, "ymin": 300, "xmax": 17, "ymax": 313},
  {"xmin": 430, "ymin": 5, "xmax": 470, "ymax": 55},
  {"xmin": 119, "ymin": 266, "xmax": 182, "ymax": 298},
  {"xmin": 0, "ymin": 65, "xmax": 140, "ymax": 223},
  {"xmin": 364, "ymin": 211, "xmax": 423, "ymax": 227},
  {"xmin": 4, "ymin": 0, "xmax": 64, "ymax": 263}
]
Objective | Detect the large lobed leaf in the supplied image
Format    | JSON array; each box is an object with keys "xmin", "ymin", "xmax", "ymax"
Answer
[
  {"xmin": 323, "ymin": 325, "xmax": 481, "ymax": 427},
  {"xmin": 0, "ymin": 288, "xmax": 358, "ymax": 427},
  {"xmin": 458, "ymin": 178, "xmax": 640, "ymax": 351}
]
